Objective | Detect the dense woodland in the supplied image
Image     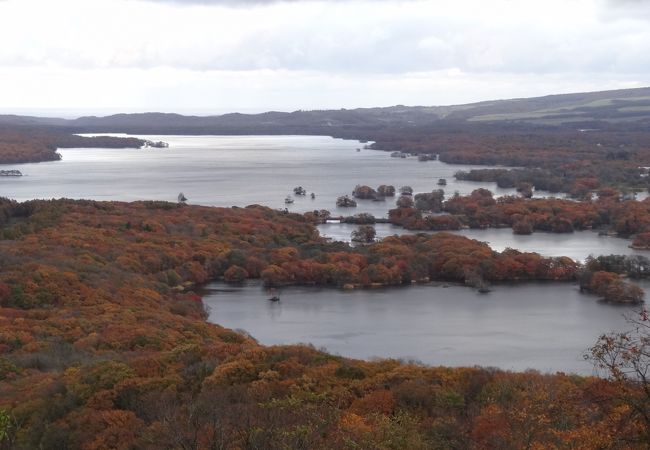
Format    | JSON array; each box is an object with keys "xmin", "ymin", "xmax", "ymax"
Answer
[
  {"xmin": 0, "ymin": 199, "xmax": 648, "ymax": 448},
  {"xmin": 385, "ymin": 187, "xmax": 650, "ymax": 244},
  {"xmin": 454, "ymin": 165, "xmax": 650, "ymax": 199},
  {"xmin": 0, "ymin": 128, "xmax": 147, "ymax": 164},
  {"xmin": 366, "ymin": 124, "xmax": 650, "ymax": 198},
  {"xmin": 4, "ymin": 88, "xmax": 650, "ymax": 196},
  {"xmin": 2, "ymin": 89, "xmax": 650, "ymax": 447}
]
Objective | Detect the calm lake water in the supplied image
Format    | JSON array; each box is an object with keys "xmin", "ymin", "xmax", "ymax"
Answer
[
  {"xmin": 0, "ymin": 135, "xmax": 554, "ymax": 216},
  {"xmin": 2, "ymin": 134, "xmax": 645, "ymax": 374},
  {"xmin": 318, "ymin": 223, "xmax": 648, "ymax": 261},
  {"xmin": 203, "ymin": 281, "xmax": 640, "ymax": 375}
]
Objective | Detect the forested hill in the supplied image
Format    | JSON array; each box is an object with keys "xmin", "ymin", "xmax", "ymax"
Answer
[
  {"xmin": 65, "ymin": 86, "xmax": 650, "ymax": 132},
  {"xmin": 2, "ymin": 86, "xmax": 650, "ymax": 135},
  {"xmin": 0, "ymin": 128, "xmax": 151, "ymax": 164},
  {"xmin": 2, "ymin": 86, "xmax": 650, "ymax": 177},
  {"xmin": 0, "ymin": 198, "xmax": 648, "ymax": 448}
]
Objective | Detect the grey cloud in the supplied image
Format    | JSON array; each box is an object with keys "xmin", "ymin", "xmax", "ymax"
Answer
[
  {"xmin": 135, "ymin": 0, "xmax": 401, "ymax": 5},
  {"xmin": 599, "ymin": 0, "xmax": 650, "ymax": 20},
  {"xmin": 140, "ymin": 0, "xmax": 361, "ymax": 4},
  {"xmin": 605, "ymin": 0, "xmax": 649, "ymax": 4},
  {"xmin": 4, "ymin": 0, "xmax": 650, "ymax": 78}
]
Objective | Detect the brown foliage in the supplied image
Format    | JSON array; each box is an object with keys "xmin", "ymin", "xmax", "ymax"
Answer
[
  {"xmin": 0, "ymin": 199, "xmax": 646, "ymax": 448},
  {"xmin": 0, "ymin": 128, "xmax": 146, "ymax": 164}
]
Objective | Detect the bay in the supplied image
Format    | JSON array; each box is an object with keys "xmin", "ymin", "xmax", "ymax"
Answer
[
  {"xmin": 1, "ymin": 135, "xmax": 550, "ymax": 217},
  {"xmin": 203, "ymin": 281, "xmax": 639, "ymax": 375},
  {"xmin": 318, "ymin": 222, "xmax": 649, "ymax": 261}
]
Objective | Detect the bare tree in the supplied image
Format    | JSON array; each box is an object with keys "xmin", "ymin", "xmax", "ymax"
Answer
[{"xmin": 586, "ymin": 308, "xmax": 650, "ymax": 441}]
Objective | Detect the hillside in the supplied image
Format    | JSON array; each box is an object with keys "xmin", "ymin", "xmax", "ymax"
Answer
[
  {"xmin": 2, "ymin": 87, "xmax": 649, "ymax": 134},
  {"xmin": 61, "ymin": 86, "xmax": 650, "ymax": 130},
  {"xmin": 0, "ymin": 128, "xmax": 149, "ymax": 165},
  {"xmin": 2, "ymin": 87, "xmax": 650, "ymax": 197},
  {"xmin": 0, "ymin": 198, "xmax": 648, "ymax": 448}
]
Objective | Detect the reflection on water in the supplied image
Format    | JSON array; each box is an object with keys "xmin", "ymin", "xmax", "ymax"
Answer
[
  {"xmin": 204, "ymin": 281, "xmax": 639, "ymax": 375},
  {"xmin": 0, "ymin": 135, "xmax": 554, "ymax": 216},
  {"xmin": 3, "ymin": 134, "xmax": 645, "ymax": 374},
  {"xmin": 318, "ymin": 222, "xmax": 649, "ymax": 262}
]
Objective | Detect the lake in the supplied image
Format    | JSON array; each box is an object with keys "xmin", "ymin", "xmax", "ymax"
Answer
[
  {"xmin": 3, "ymin": 134, "xmax": 645, "ymax": 375},
  {"xmin": 0, "ymin": 135, "xmax": 554, "ymax": 217},
  {"xmin": 318, "ymin": 223, "xmax": 649, "ymax": 261},
  {"xmin": 203, "ymin": 280, "xmax": 640, "ymax": 375}
]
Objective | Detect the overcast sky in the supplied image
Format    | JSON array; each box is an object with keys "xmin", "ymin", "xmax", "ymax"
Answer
[{"xmin": 0, "ymin": 0, "xmax": 648, "ymax": 115}]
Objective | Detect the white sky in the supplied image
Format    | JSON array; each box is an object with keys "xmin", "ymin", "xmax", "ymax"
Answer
[{"xmin": 0, "ymin": 0, "xmax": 649, "ymax": 115}]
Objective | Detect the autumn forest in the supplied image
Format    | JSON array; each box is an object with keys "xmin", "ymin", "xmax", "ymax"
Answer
[
  {"xmin": 2, "ymin": 87, "xmax": 650, "ymax": 449},
  {"xmin": 0, "ymin": 198, "xmax": 647, "ymax": 448}
]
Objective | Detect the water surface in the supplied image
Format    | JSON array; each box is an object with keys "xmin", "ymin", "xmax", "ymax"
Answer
[
  {"xmin": 1, "ymin": 134, "xmax": 644, "ymax": 375},
  {"xmin": 0, "ymin": 135, "xmax": 552, "ymax": 216},
  {"xmin": 318, "ymin": 223, "xmax": 648, "ymax": 261},
  {"xmin": 204, "ymin": 281, "xmax": 638, "ymax": 375}
]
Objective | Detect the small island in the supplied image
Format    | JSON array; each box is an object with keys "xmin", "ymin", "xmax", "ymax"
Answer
[
  {"xmin": 142, "ymin": 140, "xmax": 169, "ymax": 148},
  {"xmin": 0, "ymin": 169, "xmax": 22, "ymax": 177},
  {"xmin": 336, "ymin": 195, "xmax": 357, "ymax": 207}
]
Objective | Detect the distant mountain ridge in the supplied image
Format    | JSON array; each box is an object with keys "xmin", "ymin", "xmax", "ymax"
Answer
[{"xmin": 1, "ymin": 86, "xmax": 650, "ymax": 135}]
